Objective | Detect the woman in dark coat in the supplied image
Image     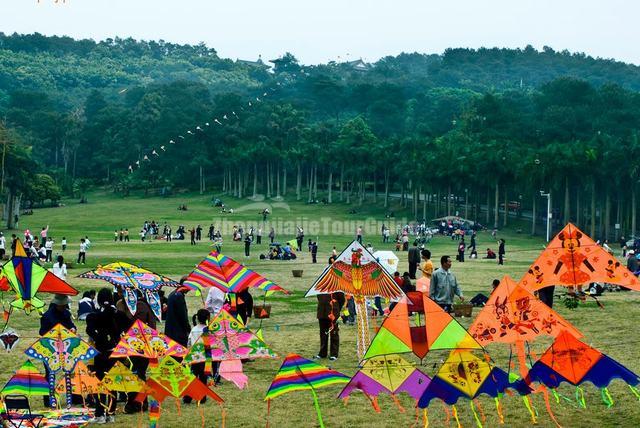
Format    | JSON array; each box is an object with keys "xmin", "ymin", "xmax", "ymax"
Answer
[{"xmin": 86, "ymin": 288, "xmax": 124, "ymax": 423}]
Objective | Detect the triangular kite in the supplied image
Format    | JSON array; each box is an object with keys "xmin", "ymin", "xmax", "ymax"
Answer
[
  {"xmin": 519, "ymin": 223, "xmax": 640, "ymax": 291},
  {"xmin": 364, "ymin": 292, "xmax": 482, "ymax": 360},
  {"xmin": 2, "ymin": 360, "xmax": 49, "ymax": 397},
  {"xmin": 469, "ymin": 276, "xmax": 582, "ymax": 345},
  {"xmin": 111, "ymin": 320, "xmax": 188, "ymax": 362},
  {"xmin": 102, "ymin": 361, "xmax": 145, "ymax": 393}
]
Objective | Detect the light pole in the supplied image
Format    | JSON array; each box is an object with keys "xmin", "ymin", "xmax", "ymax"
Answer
[{"xmin": 540, "ymin": 190, "xmax": 551, "ymax": 242}]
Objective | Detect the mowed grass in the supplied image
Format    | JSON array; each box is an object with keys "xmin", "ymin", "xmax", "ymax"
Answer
[{"xmin": 3, "ymin": 189, "xmax": 640, "ymax": 428}]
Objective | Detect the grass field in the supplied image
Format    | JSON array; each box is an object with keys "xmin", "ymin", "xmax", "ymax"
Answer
[{"xmin": 2, "ymin": 189, "xmax": 640, "ymax": 428}]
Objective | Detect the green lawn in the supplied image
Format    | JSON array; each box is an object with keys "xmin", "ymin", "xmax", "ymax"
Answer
[{"xmin": 2, "ymin": 190, "xmax": 639, "ymax": 427}]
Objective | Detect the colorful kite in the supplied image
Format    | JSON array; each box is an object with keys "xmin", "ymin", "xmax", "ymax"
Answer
[
  {"xmin": 136, "ymin": 357, "xmax": 223, "ymax": 428},
  {"xmin": 78, "ymin": 262, "xmax": 179, "ymax": 319},
  {"xmin": 0, "ymin": 328, "xmax": 20, "ymax": 351},
  {"xmin": 519, "ymin": 223, "xmax": 640, "ymax": 291},
  {"xmin": 111, "ymin": 319, "xmax": 188, "ymax": 363},
  {"xmin": 469, "ymin": 276, "xmax": 581, "ymax": 345},
  {"xmin": 55, "ymin": 362, "xmax": 107, "ymax": 396},
  {"xmin": 305, "ymin": 241, "xmax": 404, "ymax": 359},
  {"xmin": 183, "ymin": 250, "xmax": 288, "ymax": 296},
  {"xmin": 184, "ymin": 309, "xmax": 276, "ymax": 389},
  {"xmin": 265, "ymin": 354, "xmax": 349, "ymax": 428},
  {"xmin": 418, "ymin": 350, "xmax": 531, "ymax": 427},
  {"xmin": 363, "ymin": 292, "xmax": 482, "ymax": 361},
  {"xmin": 102, "ymin": 361, "xmax": 145, "ymax": 395},
  {"xmin": 0, "ymin": 242, "xmax": 77, "ymax": 314},
  {"xmin": 2, "ymin": 360, "xmax": 49, "ymax": 397},
  {"xmin": 527, "ymin": 330, "xmax": 640, "ymax": 408},
  {"xmin": 25, "ymin": 323, "xmax": 98, "ymax": 408},
  {"xmin": 338, "ymin": 355, "xmax": 431, "ymax": 411}
]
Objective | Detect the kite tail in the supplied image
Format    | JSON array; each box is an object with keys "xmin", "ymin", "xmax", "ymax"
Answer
[
  {"xmin": 470, "ymin": 400, "xmax": 483, "ymax": 428},
  {"xmin": 451, "ymin": 405, "xmax": 462, "ymax": 428},
  {"xmin": 473, "ymin": 399, "xmax": 486, "ymax": 422},
  {"xmin": 220, "ymin": 404, "xmax": 226, "ymax": 428},
  {"xmin": 310, "ymin": 388, "xmax": 326, "ymax": 428},
  {"xmin": 601, "ymin": 387, "xmax": 614, "ymax": 408},
  {"xmin": 575, "ymin": 386, "xmax": 586, "ymax": 408},
  {"xmin": 522, "ymin": 395, "xmax": 537, "ymax": 424},
  {"xmin": 369, "ymin": 395, "xmax": 381, "ymax": 413},
  {"xmin": 176, "ymin": 397, "xmax": 182, "ymax": 415},
  {"xmin": 265, "ymin": 399, "xmax": 271, "ymax": 428},
  {"xmin": 515, "ymin": 340, "xmax": 530, "ymax": 378},
  {"xmin": 410, "ymin": 406, "xmax": 420, "ymax": 428},
  {"xmin": 494, "ymin": 398, "xmax": 504, "ymax": 424},
  {"xmin": 149, "ymin": 399, "xmax": 160, "ymax": 428},
  {"xmin": 423, "ymin": 408, "xmax": 429, "ymax": 428},
  {"xmin": 552, "ymin": 388, "xmax": 560, "ymax": 403},
  {"xmin": 442, "ymin": 402, "xmax": 451, "ymax": 425},
  {"xmin": 355, "ymin": 298, "xmax": 370, "ymax": 361},
  {"xmin": 391, "ymin": 394, "xmax": 405, "ymax": 413},
  {"xmin": 629, "ymin": 385, "xmax": 640, "ymax": 401},
  {"xmin": 541, "ymin": 386, "xmax": 562, "ymax": 428},
  {"xmin": 198, "ymin": 401, "xmax": 205, "ymax": 428}
]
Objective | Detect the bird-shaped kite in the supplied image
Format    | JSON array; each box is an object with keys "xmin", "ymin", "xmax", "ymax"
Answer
[
  {"xmin": 0, "ymin": 241, "xmax": 78, "ymax": 315},
  {"xmin": 25, "ymin": 323, "xmax": 98, "ymax": 408},
  {"xmin": 338, "ymin": 354, "xmax": 431, "ymax": 412},
  {"xmin": 306, "ymin": 241, "xmax": 404, "ymax": 360},
  {"xmin": 519, "ymin": 223, "xmax": 640, "ymax": 292},
  {"xmin": 363, "ymin": 291, "xmax": 482, "ymax": 361},
  {"xmin": 79, "ymin": 262, "xmax": 179, "ymax": 320},
  {"xmin": 111, "ymin": 319, "xmax": 188, "ymax": 363},
  {"xmin": 265, "ymin": 354, "xmax": 349, "ymax": 428},
  {"xmin": 184, "ymin": 309, "xmax": 276, "ymax": 389}
]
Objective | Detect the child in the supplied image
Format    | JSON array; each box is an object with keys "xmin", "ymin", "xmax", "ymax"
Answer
[
  {"xmin": 61, "ymin": 237, "xmax": 67, "ymax": 252},
  {"xmin": 184, "ymin": 309, "xmax": 218, "ymax": 402}
]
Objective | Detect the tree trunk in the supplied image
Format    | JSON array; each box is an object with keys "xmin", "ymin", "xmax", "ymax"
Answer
[
  {"xmin": 493, "ymin": 181, "xmax": 499, "ymax": 229},
  {"xmin": 307, "ymin": 167, "xmax": 312, "ymax": 203},
  {"xmin": 384, "ymin": 168, "xmax": 389, "ymax": 208},
  {"xmin": 531, "ymin": 193, "xmax": 537, "ymax": 235},
  {"xmin": 253, "ymin": 163, "xmax": 258, "ymax": 198},
  {"xmin": 563, "ymin": 176, "xmax": 570, "ymax": 224},
  {"xmin": 237, "ymin": 169, "xmax": 243, "ymax": 198},
  {"xmin": 340, "ymin": 164, "xmax": 344, "ymax": 202},
  {"xmin": 615, "ymin": 195, "xmax": 622, "ymax": 241},
  {"xmin": 373, "ymin": 172, "xmax": 378, "ymax": 203},
  {"xmin": 223, "ymin": 167, "xmax": 227, "ymax": 193},
  {"xmin": 422, "ymin": 189, "xmax": 427, "ymax": 221},
  {"xmin": 633, "ymin": 186, "xmax": 637, "ymax": 238},
  {"xmin": 328, "ymin": 171, "xmax": 333, "ymax": 204},
  {"xmin": 605, "ymin": 191, "xmax": 611, "ymax": 240},
  {"xmin": 503, "ymin": 186, "xmax": 508, "ymax": 227},
  {"xmin": 346, "ymin": 180, "xmax": 351, "ymax": 204},
  {"xmin": 6, "ymin": 191, "xmax": 14, "ymax": 229},
  {"xmin": 283, "ymin": 167, "xmax": 287, "ymax": 196},
  {"xmin": 266, "ymin": 163, "xmax": 272, "ymax": 198},
  {"xmin": 296, "ymin": 162, "xmax": 302, "ymax": 201},
  {"xmin": 276, "ymin": 162, "xmax": 281, "ymax": 198},
  {"xmin": 447, "ymin": 185, "xmax": 451, "ymax": 216},
  {"xmin": 313, "ymin": 164, "xmax": 318, "ymax": 199},
  {"xmin": 436, "ymin": 190, "xmax": 441, "ymax": 218},
  {"xmin": 576, "ymin": 189, "xmax": 581, "ymax": 228},
  {"xmin": 486, "ymin": 189, "xmax": 491, "ymax": 225},
  {"xmin": 590, "ymin": 179, "xmax": 596, "ymax": 237}
]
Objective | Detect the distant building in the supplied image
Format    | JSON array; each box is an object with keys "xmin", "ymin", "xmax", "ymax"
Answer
[
  {"xmin": 346, "ymin": 59, "xmax": 371, "ymax": 71},
  {"xmin": 236, "ymin": 55, "xmax": 269, "ymax": 69}
]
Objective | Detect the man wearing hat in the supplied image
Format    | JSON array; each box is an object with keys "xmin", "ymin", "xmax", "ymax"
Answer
[
  {"xmin": 39, "ymin": 294, "xmax": 76, "ymax": 335},
  {"xmin": 627, "ymin": 250, "xmax": 639, "ymax": 275}
]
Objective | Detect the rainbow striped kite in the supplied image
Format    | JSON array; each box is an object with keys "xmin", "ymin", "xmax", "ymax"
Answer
[
  {"xmin": 265, "ymin": 354, "xmax": 348, "ymax": 428},
  {"xmin": 183, "ymin": 251, "xmax": 288, "ymax": 295},
  {"xmin": 2, "ymin": 360, "xmax": 49, "ymax": 396}
]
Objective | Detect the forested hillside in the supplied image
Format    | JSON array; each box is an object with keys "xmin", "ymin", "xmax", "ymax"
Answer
[{"xmin": 2, "ymin": 32, "xmax": 640, "ymax": 240}]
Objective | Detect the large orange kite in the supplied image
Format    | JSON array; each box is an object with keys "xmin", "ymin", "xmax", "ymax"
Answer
[{"xmin": 519, "ymin": 223, "xmax": 640, "ymax": 291}]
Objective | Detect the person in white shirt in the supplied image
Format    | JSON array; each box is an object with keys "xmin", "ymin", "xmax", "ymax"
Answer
[
  {"xmin": 205, "ymin": 286, "xmax": 226, "ymax": 316},
  {"xmin": 184, "ymin": 308, "xmax": 217, "ymax": 402},
  {"xmin": 61, "ymin": 237, "xmax": 67, "ymax": 252},
  {"xmin": 45, "ymin": 238, "xmax": 54, "ymax": 263},
  {"xmin": 52, "ymin": 255, "xmax": 67, "ymax": 280},
  {"xmin": 0, "ymin": 232, "xmax": 6, "ymax": 259},
  {"xmin": 77, "ymin": 238, "xmax": 87, "ymax": 264}
]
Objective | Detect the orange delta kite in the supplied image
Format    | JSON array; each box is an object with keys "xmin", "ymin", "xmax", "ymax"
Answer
[
  {"xmin": 519, "ymin": 223, "xmax": 640, "ymax": 291},
  {"xmin": 469, "ymin": 276, "xmax": 582, "ymax": 346},
  {"xmin": 363, "ymin": 292, "xmax": 482, "ymax": 361}
]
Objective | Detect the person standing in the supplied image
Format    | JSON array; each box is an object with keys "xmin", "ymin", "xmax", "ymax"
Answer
[
  {"xmin": 356, "ymin": 226, "xmax": 363, "ymax": 244},
  {"xmin": 498, "ymin": 239, "xmax": 506, "ymax": 265},
  {"xmin": 205, "ymin": 286, "xmax": 226, "ymax": 316},
  {"xmin": 430, "ymin": 256, "xmax": 464, "ymax": 312},
  {"xmin": 45, "ymin": 238, "xmax": 53, "ymax": 263},
  {"xmin": 420, "ymin": 250, "xmax": 433, "ymax": 279},
  {"xmin": 77, "ymin": 238, "xmax": 87, "ymax": 265},
  {"xmin": 457, "ymin": 239, "xmax": 466, "ymax": 262},
  {"xmin": 190, "ymin": 228, "xmax": 196, "ymax": 246},
  {"xmin": 208, "ymin": 224, "xmax": 215, "ymax": 241},
  {"xmin": 269, "ymin": 227, "xmax": 275, "ymax": 244},
  {"xmin": 314, "ymin": 292, "xmax": 345, "ymax": 361},
  {"xmin": 468, "ymin": 231, "xmax": 477, "ymax": 253},
  {"xmin": 311, "ymin": 241, "xmax": 318, "ymax": 263},
  {"xmin": 196, "ymin": 225, "xmax": 202, "ymax": 241},
  {"xmin": 408, "ymin": 242, "xmax": 421, "ymax": 279},
  {"xmin": 0, "ymin": 232, "xmax": 6, "ymax": 259},
  {"xmin": 296, "ymin": 226, "xmax": 304, "ymax": 251},
  {"xmin": 165, "ymin": 286, "xmax": 191, "ymax": 347},
  {"xmin": 256, "ymin": 227, "xmax": 262, "ymax": 245},
  {"xmin": 114, "ymin": 230, "xmax": 119, "ymax": 242},
  {"xmin": 244, "ymin": 234, "xmax": 252, "ymax": 257},
  {"xmin": 124, "ymin": 229, "xmax": 130, "ymax": 242},
  {"xmin": 86, "ymin": 288, "xmax": 123, "ymax": 423},
  {"xmin": 61, "ymin": 237, "xmax": 67, "ymax": 252},
  {"xmin": 235, "ymin": 289, "xmax": 253, "ymax": 325},
  {"xmin": 166, "ymin": 225, "xmax": 172, "ymax": 242},
  {"xmin": 52, "ymin": 255, "xmax": 67, "ymax": 281}
]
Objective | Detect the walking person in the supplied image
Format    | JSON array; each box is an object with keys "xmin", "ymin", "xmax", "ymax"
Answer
[
  {"xmin": 86, "ymin": 288, "xmax": 123, "ymax": 424},
  {"xmin": 498, "ymin": 239, "xmax": 506, "ymax": 265},
  {"xmin": 77, "ymin": 238, "xmax": 87, "ymax": 265},
  {"xmin": 244, "ymin": 234, "xmax": 252, "ymax": 257},
  {"xmin": 314, "ymin": 291, "xmax": 345, "ymax": 361},
  {"xmin": 408, "ymin": 242, "xmax": 421, "ymax": 279},
  {"xmin": 430, "ymin": 256, "xmax": 464, "ymax": 313}
]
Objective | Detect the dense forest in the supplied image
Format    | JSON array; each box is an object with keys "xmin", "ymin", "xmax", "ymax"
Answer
[{"xmin": 2, "ymin": 32, "xmax": 640, "ymax": 240}]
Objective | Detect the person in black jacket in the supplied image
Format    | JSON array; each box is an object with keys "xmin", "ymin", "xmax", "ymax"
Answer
[
  {"xmin": 408, "ymin": 242, "xmax": 421, "ymax": 279},
  {"xmin": 498, "ymin": 239, "xmax": 506, "ymax": 265},
  {"xmin": 86, "ymin": 288, "xmax": 124, "ymax": 423},
  {"xmin": 314, "ymin": 292, "xmax": 346, "ymax": 360},
  {"xmin": 234, "ymin": 288, "xmax": 254, "ymax": 325},
  {"xmin": 165, "ymin": 286, "xmax": 191, "ymax": 346}
]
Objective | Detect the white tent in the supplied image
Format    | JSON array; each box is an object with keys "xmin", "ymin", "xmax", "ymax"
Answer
[{"xmin": 373, "ymin": 250, "xmax": 400, "ymax": 275}]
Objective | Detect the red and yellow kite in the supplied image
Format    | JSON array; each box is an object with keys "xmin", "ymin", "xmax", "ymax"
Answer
[
  {"xmin": 469, "ymin": 276, "xmax": 582, "ymax": 345},
  {"xmin": 519, "ymin": 223, "xmax": 640, "ymax": 291}
]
